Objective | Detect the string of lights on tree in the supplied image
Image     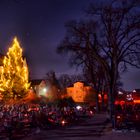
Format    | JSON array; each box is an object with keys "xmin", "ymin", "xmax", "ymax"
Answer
[{"xmin": 0, "ymin": 37, "xmax": 30, "ymax": 100}]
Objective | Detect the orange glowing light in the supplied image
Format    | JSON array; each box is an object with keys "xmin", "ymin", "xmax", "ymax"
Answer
[
  {"xmin": 117, "ymin": 115, "xmax": 121, "ymax": 119},
  {"xmin": 134, "ymin": 100, "xmax": 140, "ymax": 104}
]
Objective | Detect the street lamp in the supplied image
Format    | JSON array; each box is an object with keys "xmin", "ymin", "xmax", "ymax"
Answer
[
  {"xmin": 43, "ymin": 88, "xmax": 47, "ymax": 93},
  {"xmin": 39, "ymin": 87, "xmax": 48, "ymax": 96}
]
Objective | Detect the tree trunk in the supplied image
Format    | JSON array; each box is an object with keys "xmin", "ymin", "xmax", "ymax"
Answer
[
  {"xmin": 108, "ymin": 59, "xmax": 118, "ymax": 128},
  {"xmin": 95, "ymin": 79, "xmax": 101, "ymax": 113},
  {"xmin": 108, "ymin": 84, "xmax": 115, "ymax": 128},
  {"xmin": 101, "ymin": 93, "xmax": 105, "ymax": 111},
  {"xmin": 95, "ymin": 92, "xmax": 100, "ymax": 112}
]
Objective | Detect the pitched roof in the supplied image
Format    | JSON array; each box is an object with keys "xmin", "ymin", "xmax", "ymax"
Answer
[{"xmin": 133, "ymin": 89, "xmax": 140, "ymax": 93}]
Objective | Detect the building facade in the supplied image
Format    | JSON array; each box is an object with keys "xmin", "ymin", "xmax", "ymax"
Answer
[{"xmin": 66, "ymin": 82, "xmax": 96, "ymax": 103}]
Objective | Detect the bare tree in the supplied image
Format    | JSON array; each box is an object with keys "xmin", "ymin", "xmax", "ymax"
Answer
[
  {"xmin": 46, "ymin": 70, "xmax": 59, "ymax": 87},
  {"xmin": 57, "ymin": 20, "xmax": 107, "ymax": 111},
  {"xmin": 58, "ymin": 74, "xmax": 72, "ymax": 96},
  {"xmin": 57, "ymin": 0, "xmax": 140, "ymax": 123},
  {"xmin": 58, "ymin": 74, "xmax": 72, "ymax": 89},
  {"xmin": 87, "ymin": 0, "xmax": 140, "ymax": 121},
  {"xmin": 45, "ymin": 71, "xmax": 60, "ymax": 101}
]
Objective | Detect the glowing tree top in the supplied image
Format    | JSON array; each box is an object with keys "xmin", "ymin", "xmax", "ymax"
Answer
[{"xmin": 0, "ymin": 37, "xmax": 30, "ymax": 100}]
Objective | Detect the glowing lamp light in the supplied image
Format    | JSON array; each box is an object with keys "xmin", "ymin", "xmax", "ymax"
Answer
[
  {"xmin": 90, "ymin": 111, "xmax": 93, "ymax": 115},
  {"xmin": 61, "ymin": 120, "xmax": 65, "ymax": 124},
  {"xmin": 134, "ymin": 100, "xmax": 140, "ymax": 104},
  {"xmin": 118, "ymin": 91, "xmax": 123, "ymax": 95},
  {"xmin": 76, "ymin": 105, "xmax": 82, "ymax": 110},
  {"xmin": 117, "ymin": 115, "xmax": 121, "ymax": 119},
  {"xmin": 39, "ymin": 87, "xmax": 48, "ymax": 96},
  {"xmin": 43, "ymin": 88, "xmax": 47, "ymax": 92},
  {"xmin": 98, "ymin": 94, "xmax": 101, "ymax": 98},
  {"xmin": 61, "ymin": 120, "xmax": 67, "ymax": 126},
  {"xmin": 126, "ymin": 94, "xmax": 133, "ymax": 101}
]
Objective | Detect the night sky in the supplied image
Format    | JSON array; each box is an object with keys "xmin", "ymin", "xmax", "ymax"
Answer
[{"xmin": 0, "ymin": 0, "xmax": 140, "ymax": 91}]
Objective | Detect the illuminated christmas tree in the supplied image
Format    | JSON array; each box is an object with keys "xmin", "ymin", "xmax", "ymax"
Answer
[{"xmin": 0, "ymin": 37, "xmax": 30, "ymax": 100}]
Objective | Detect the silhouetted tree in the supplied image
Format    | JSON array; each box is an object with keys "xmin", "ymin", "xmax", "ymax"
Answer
[
  {"xmin": 70, "ymin": 74, "xmax": 85, "ymax": 83},
  {"xmin": 57, "ymin": 0, "xmax": 140, "ymax": 122},
  {"xmin": 58, "ymin": 74, "xmax": 72, "ymax": 89},
  {"xmin": 87, "ymin": 0, "xmax": 140, "ymax": 121},
  {"xmin": 45, "ymin": 71, "xmax": 60, "ymax": 101},
  {"xmin": 46, "ymin": 70, "xmax": 59, "ymax": 88},
  {"xmin": 57, "ymin": 20, "xmax": 107, "ymax": 112},
  {"xmin": 58, "ymin": 74, "xmax": 72, "ymax": 97}
]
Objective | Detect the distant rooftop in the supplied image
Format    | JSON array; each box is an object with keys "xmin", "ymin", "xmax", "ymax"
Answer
[{"xmin": 133, "ymin": 89, "xmax": 140, "ymax": 93}]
